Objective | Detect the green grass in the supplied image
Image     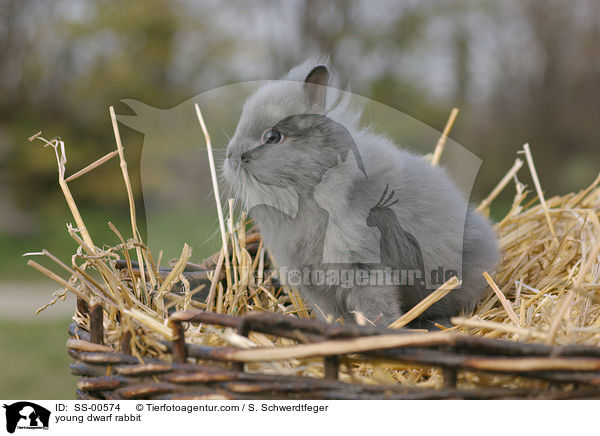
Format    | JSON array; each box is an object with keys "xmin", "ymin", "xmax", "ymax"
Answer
[
  {"xmin": 0, "ymin": 206, "xmax": 221, "ymax": 281},
  {"xmin": 0, "ymin": 318, "xmax": 76, "ymax": 399},
  {"xmin": 0, "ymin": 204, "xmax": 221, "ymax": 399},
  {"xmin": 142, "ymin": 206, "xmax": 222, "ymax": 264},
  {"xmin": 0, "ymin": 203, "xmax": 221, "ymax": 399},
  {"xmin": 0, "ymin": 207, "xmax": 131, "ymax": 281}
]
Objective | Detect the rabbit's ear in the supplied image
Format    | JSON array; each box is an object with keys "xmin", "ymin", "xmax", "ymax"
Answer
[{"xmin": 304, "ymin": 65, "xmax": 329, "ymax": 111}]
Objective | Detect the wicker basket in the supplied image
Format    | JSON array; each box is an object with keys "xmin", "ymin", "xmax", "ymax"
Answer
[{"xmin": 67, "ymin": 299, "xmax": 600, "ymax": 400}]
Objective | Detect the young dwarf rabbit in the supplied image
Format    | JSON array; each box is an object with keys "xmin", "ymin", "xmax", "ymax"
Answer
[{"xmin": 223, "ymin": 60, "xmax": 499, "ymax": 328}]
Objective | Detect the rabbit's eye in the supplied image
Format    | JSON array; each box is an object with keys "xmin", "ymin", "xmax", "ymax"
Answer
[{"xmin": 261, "ymin": 128, "xmax": 284, "ymax": 144}]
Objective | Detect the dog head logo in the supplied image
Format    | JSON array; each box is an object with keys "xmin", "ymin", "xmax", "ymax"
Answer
[
  {"xmin": 116, "ymin": 80, "xmax": 482, "ymax": 289},
  {"xmin": 3, "ymin": 402, "xmax": 50, "ymax": 433}
]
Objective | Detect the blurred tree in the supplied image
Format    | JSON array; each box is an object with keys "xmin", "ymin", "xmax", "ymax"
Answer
[
  {"xmin": 458, "ymin": 0, "xmax": 600, "ymax": 195},
  {"xmin": 0, "ymin": 0, "xmax": 598, "ymax": 242}
]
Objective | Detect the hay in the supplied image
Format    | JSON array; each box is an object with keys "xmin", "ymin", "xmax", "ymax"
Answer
[{"xmin": 27, "ymin": 107, "xmax": 600, "ymax": 391}]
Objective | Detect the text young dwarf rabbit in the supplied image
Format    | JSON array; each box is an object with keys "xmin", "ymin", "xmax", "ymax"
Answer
[{"xmin": 223, "ymin": 61, "xmax": 499, "ymax": 327}]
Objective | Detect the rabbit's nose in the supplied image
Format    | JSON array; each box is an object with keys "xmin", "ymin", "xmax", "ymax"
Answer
[{"xmin": 226, "ymin": 150, "xmax": 232, "ymax": 159}]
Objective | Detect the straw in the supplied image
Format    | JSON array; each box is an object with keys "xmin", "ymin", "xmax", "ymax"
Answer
[
  {"xmin": 109, "ymin": 106, "xmax": 150, "ymax": 294},
  {"xmin": 431, "ymin": 108, "xmax": 459, "ymax": 166},
  {"xmin": 483, "ymin": 271, "xmax": 520, "ymax": 326},
  {"xmin": 388, "ymin": 276, "xmax": 461, "ymax": 328},
  {"xmin": 64, "ymin": 150, "xmax": 119, "ymax": 182},
  {"xmin": 519, "ymin": 143, "xmax": 558, "ymax": 244},
  {"xmin": 476, "ymin": 158, "xmax": 523, "ymax": 214},
  {"xmin": 28, "ymin": 103, "xmax": 600, "ymax": 391},
  {"xmin": 194, "ymin": 103, "xmax": 232, "ymax": 291}
]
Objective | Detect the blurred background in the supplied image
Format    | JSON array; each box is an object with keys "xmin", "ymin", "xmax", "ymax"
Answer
[{"xmin": 1, "ymin": 0, "xmax": 598, "ymax": 398}]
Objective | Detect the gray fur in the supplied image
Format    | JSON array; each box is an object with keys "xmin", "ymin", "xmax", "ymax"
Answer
[{"xmin": 222, "ymin": 60, "xmax": 500, "ymax": 327}]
